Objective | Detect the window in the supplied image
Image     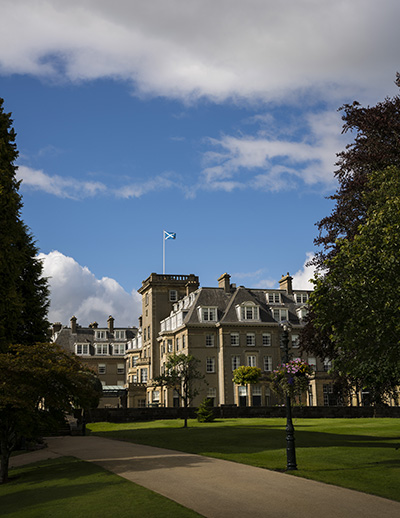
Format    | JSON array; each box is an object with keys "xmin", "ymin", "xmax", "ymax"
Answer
[
  {"xmin": 323, "ymin": 358, "xmax": 332, "ymax": 372},
  {"xmin": 263, "ymin": 356, "xmax": 272, "ymax": 372},
  {"xmin": 295, "ymin": 293, "xmax": 308, "ymax": 304},
  {"xmin": 201, "ymin": 307, "xmax": 217, "ymax": 322},
  {"xmin": 140, "ymin": 368, "xmax": 148, "ymax": 383},
  {"xmin": 145, "ymin": 293, "xmax": 149, "ymax": 305},
  {"xmin": 206, "ymin": 357, "xmax": 215, "ymax": 373},
  {"xmin": 176, "ymin": 337, "xmax": 180, "ymax": 351},
  {"xmin": 98, "ymin": 364, "xmax": 106, "ymax": 375},
  {"xmin": 247, "ymin": 355, "xmax": 256, "ymax": 367},
  {"xmin": 272, "ymin": 308, "xmax": 288, "ymax": 322},
  {"xmin": 262, "ymin": 333, "xmax": 271, "ymax": 347},
  {"xmin": 113, "ymin": 343, "xmax": 126, "ymax": 355},
  {"xmin": 207, "ymin": 388, "xmax": 216, "ymax": 406},
  {"xmin": 182, "ymin": 335, "xmax": 186, "ymax": 348},
  {"xmin": 131, "ymin": 356, "xmax": 138, "ymax": 368},
  {"xmin": 252, "ymin": 385, "xmax": 262, "ymax": 406},
  {"xmin": 230, "ymin": 333, "xmax": 240, "ymax": 346},
  {"xmin": 96, "ymin": 330, "xmax": 106, "ymax": 340},
  {"xmin": 205, "ymin": 334, "xmax": 215, "ymax": 347},
  {"xmin": 291, "ymin": 334, "xmax": 299, "ymax": 348},
  {"xmin": 267, "ymin": 292, "xmax": 281, "ymax": 304},
  {"xmin": 239, "ymin": 303, "xmax": 260, "ymax": 321},
  {"xmin": 117, "ymin": 363, "xmax": 125, "ymax": 374},
  {"xmin": 167, "ymin": 339, "xmax": 173, "ymax": 353},
  {"xmin": 246, "ymin": 333, "xmax": 255, "ymax": 347},
  {"xmin": 114, "ymin": 330, "xmax": 126, "ymax": 340},
  {"xmin": 76, "ymin": 343, "xmax": 89, "ymax": 355},
  {"xmin": 96, "ymin": 343, "xmax": 108, "ymax": 355},
  {"xmin": 147, "ymin": 325, "xmax": 150, "ymax": 339},
  {"xmin": 232, "ymin": 355, "xmax": 241, "ymax": 371},
  {"xmin": 169, "ymin": 290, "xmax": 178, "ymax": 302},
  {"xmin": 308, "ymin": 357, "xmax": 316, "ymax": 370},
  {"xmin": 323, "ymin": 384, "xmax": 334, "ymax": 406},
  {"xmin": 152, "ymin": 391, "xmax": 160, "ymax": 404},
  {"xmin": 143, "ymin": 328, "xmax": 147, "ymax": 341}
]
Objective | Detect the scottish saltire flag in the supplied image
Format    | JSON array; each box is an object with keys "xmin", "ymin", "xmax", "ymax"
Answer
[{"xmin": 164, "ymin": 231, "xmax": 176, "ymax": 240}]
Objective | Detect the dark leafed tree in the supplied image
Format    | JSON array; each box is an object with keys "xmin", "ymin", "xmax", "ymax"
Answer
[
  {"xmin": 302, "ymin": 75, "xmax": 400, "ymax": 404},
  {"xmin": 306, "ymin": 167, "xmax": 400, "ymax": 405},
  {"xmin": 0, "ymin": 343, "xmax": 102, "ymax": 483},
  {"xmin": 0, "ymin": 98, "xmax": 49, "ymax": 351}
]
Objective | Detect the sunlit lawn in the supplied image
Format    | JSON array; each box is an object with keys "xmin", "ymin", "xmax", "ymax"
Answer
[
  {"xmin": 88, "ymin": 417, "xmax": 400, "ymax": 501},
  {"xmin": 1, "ymin": 457, "xmax": 202, "ymax": 518}
]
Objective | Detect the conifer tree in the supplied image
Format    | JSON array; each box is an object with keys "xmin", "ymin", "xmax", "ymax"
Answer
[{"xmin": 0, "ymin": 98, "xmax": 49, "ymax": 351}]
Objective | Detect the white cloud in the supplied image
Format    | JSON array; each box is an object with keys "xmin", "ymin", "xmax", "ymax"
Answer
[
  {"xmin": 38, "ymin": 250, "xmax": 142, "ymax": 327},
  {"xmin": 17, "ymin": 165, "xmax": 181, "ymax": 200},
  {"xmin": 199, "ymin": 111, "xmax": 347, "ymax": 192},
  {"xmin": 0, "ymin": 1, "xmax": 399, "ymax": 103},
  {"xmin": 17, "ymin": 165, "xmax": 107, "ymax": 199},
  {"xmin": 292, "ymin": 252, "xmax": 316, "ymax": 290}
]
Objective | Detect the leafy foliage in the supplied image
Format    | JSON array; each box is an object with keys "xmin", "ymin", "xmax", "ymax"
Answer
[
  {"xmin": 153, "ymin": 353, "xmax": 205, "ymax": 427},
  {"xmin": 232, "ymin": 366, "xmax": 261, "ymax": 385},
  {"xmin": 196, "ymin": 398, "xmax": 215, "ymax": 423},
  {"xmin": 270, "ymin": 359, "xmax": 313, "ymax": 401},
  {"xmin": 306, "ymin": 167, "xmax": 400, "ymax": 404},
  {"xmin": 313, "ymin": 73, "xmax": 400, "ymax": 266},
  {"xmin": 0, "ymin": 343, "xmax": 102, "ymax": 483},
  {"xmin": 0, "ymin": 98, "xmax": 49, "ymax": 351}
]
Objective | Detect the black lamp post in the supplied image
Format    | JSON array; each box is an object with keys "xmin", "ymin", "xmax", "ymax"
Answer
[{"xmin": 280, "ymin": 320, "xmax": 297, "ymax": 471}]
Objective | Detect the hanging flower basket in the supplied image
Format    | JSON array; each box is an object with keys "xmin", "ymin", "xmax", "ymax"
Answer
[{"xmin": 270, "ymin": 358, "xmax": 313, "ymax": 400}]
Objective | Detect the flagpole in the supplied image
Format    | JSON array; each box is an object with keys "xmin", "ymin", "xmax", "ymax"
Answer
[{"xmin": 163, "ymin": 230, "xmax": 165, "ymax": 274}]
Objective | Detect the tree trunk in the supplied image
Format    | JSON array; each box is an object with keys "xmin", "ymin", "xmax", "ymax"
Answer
[{"xmin": 0, "ymin": 442, "xmax": 10, "ymax": 484}]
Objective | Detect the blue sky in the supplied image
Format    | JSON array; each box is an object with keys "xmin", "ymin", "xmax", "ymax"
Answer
[{"xmin": 1, "ymin": 0, "xmax": 399, "ymax": 327}]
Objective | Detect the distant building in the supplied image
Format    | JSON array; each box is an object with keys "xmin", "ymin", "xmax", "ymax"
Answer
[
  {"xmin": 126, "ymin": 272, "xmax": 333, "ymax": 407},
  {"xmin": 51, "ymin": 315, "xmax": 137, "ymax": 407}
]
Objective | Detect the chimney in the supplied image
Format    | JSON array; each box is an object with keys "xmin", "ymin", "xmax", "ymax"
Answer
[
  {"xmin": 218, "ymin": 273, "xmax": 231, "ymax": 293},
  {"xmin": 52, "ymin": 322, "xmax": 62, "ymax": 333},
  {"xmin": 89, "ymin": 322, "xmax": 98, "ymax": 329},
  {"xmin": 186, "ymin": 279, "xmax": 198, "ymax": 296},
  {"xmin": 279, "ymin": 273, "xmax": 293, "ymax": 294},
  {"xmin": 70, "ymin": 316, "xmax": 77, "ymax": 333},
  {"xmin": 107, "ymin": 315, "xmax": 114, "ymax": 333}
]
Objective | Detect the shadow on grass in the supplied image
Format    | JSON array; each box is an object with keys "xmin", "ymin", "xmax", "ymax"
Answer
[
  {"xmin": 89, "ymin": 425, "xmax": 400, "ymax": 456},
  {"xmin": 2, "ymin": 458, "xmax": 120, "ymax": 511}
]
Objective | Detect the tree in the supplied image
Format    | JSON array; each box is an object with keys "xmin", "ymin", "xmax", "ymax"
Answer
[
  {"xmin": 0, "ymin": 342, "xmax": 102, "ymax": 484},
  {"xmin": 196, "ymin": 398, "xmax": 215, "ymax": 423},
  {"xmin": 232, "ymin": 366, "xmax": 261, "ymax": 386},
  {"xmin": 0, "ymin": 98, "xmax": 49, "ymax": 352},
  {"xmin": 313, "ymin": 73, "xmax": 400, "ymax": 267},
  {"xmin": 153, "ymin": 353, "xmax": 205, "ymax": 428},
  {"xmin": 305, "ymin": 167, "xmax": 400, "ymax": 405}
]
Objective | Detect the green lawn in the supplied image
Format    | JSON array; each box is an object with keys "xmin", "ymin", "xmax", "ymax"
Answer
[
  {"xmin": 1, "ymin": 457, "xmax": 202, "ymax": 517},
  {"xmin": 87, "ymin": 417, "xmax": 400, "ymax": 501}
]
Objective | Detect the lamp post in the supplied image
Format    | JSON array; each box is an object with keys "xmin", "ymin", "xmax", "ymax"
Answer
[{"xmin": 280, "ymin": 320, "xmax": 297, "ymax": 471}]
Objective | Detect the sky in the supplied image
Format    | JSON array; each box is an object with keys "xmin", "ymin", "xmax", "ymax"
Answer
[{"xmin": 1, "ymin": 0, "xmax": 399, "ymax": 328}]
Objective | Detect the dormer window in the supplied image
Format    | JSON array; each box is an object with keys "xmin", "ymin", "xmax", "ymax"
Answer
[
  {"xmin": 199, "ymin": 307, "xmax": 217, "ymax": 322},
  {"xmin": 95, "ymin": 330, "xmax": 106, "ymax": 340},
  {"xmin": 237, "ymin": 302, "xmax": 260, "ymax": 321},
  {"xmin": 272, "ymin": 308, "xmax": 288, "ymax": 322},
  {"xmin": 295, "ymin": 293, "xmax": 309, "ymax": 304},
  {"xmin": 114, "ymin": 330, "xmax": 126, "ymax": 340},
  {"xmin": 267, "ymin": 292, "xmax": 281, "ymax": 304}
]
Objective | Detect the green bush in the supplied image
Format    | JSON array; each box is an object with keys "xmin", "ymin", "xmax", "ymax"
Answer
[{"xmin": 196, "ymin": 398, "xmax": 215, "ymax": 422}]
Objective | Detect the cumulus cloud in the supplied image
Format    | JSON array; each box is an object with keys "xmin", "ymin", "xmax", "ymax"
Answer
[
  {"xmin": 292, "ymin": 252, "xmax": 316, "ymax": 290},
  {"xmin": 0, "ymin": 1, "xmax": 399, "ymax": 102},
  {"xmin": 38, "ymin": 250, "xmax": 142, "ymax": 326}
]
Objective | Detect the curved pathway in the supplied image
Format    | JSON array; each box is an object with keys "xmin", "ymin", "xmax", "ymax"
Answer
[{"xmin": 11, "ymin": 436, "xmax": 400, "ymax": 518}]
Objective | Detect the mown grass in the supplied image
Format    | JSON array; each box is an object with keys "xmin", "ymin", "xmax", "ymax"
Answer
[
  {"xmin": 87, "ymin": 417, "xmax": 400, "ymax": 501},
  {"xmin": 1, "ymin": 457, "xmax": 202, "ymax": 517}
]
